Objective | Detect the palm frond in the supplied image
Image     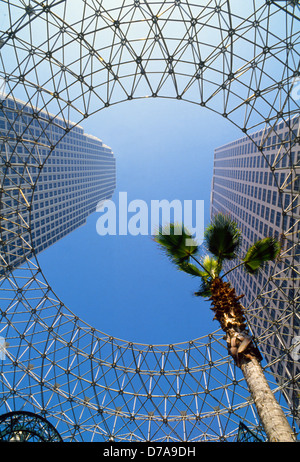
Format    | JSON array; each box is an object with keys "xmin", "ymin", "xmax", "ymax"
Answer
[
  {"xmin": 154, "ymin": 223, "xmax": 199, "ymax": 267},
  {"xmin": 204, "ymin": 213, "xmax": 241, "ymax": 261},
  {"xmin": 178, "ymin": 262, "xmax": 203, "ymax": 277},
  {"xmin": 201, "ymin": 255, "xmax": 221, "ymax": 280},
  {"xmin": 194, "ymin": 278, "xmax": 212, "ymax": 298},
  {"xmin": 243, "ymin": 237, "xmax": 281, "ymax": 274}
]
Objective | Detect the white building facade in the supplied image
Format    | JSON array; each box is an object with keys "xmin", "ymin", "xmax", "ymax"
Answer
[
  {"xmin": 210, "ymin": 117, "xmax": 300, "ymax": 424},
  {"xmin": 0, "ymin": 97, "xmax": 116, "ymax": 271}
]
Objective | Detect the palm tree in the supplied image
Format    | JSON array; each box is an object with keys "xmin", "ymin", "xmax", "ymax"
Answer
[{"xmin": 154, "ymin": 213, "xmax": 296, "ymax": 442}]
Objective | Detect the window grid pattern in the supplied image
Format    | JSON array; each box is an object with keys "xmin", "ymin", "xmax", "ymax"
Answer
[{"xmin": 0, "ymin": 0, "xmax": 299, "ymax": 442}]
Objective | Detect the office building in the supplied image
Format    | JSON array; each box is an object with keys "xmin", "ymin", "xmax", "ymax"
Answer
[
  {"xmin": 210, "ymin": 116, "xmax": 300, "ymax": 421},
  {"xmin": 0, "ymin": 97, "xmax": 116, "ymax": 271}
]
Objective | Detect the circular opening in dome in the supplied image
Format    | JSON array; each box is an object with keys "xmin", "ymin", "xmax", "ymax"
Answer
[
  {"xmin": 0, "ymin": 1, "xmax": 299, "ymax": 443},
  {"xmin": 0, "ymin": 0, "xmax": 297, "ymax": 349},
  {"xmin": 37, "ymin": 97, "xmax": 244, "ymax": 344}
]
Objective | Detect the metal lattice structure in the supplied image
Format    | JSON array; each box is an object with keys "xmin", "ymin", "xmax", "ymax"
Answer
[
  {"xmin": 0, "ymin": 0, "xmax": 299, "ymax": 442},
  {"xmin": 237, "ymin": 421, "xmax": 264, "ymax": 442},
  {"xmin": 0, "ymin": 410, "xmax": 63, "ymax": 441}
]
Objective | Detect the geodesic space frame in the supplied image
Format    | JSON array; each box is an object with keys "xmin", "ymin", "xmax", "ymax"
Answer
[
  {"xmin": 0, "ymin": 0, "xmax": 299, "ymax": 442},
  {"xmin": 0, "ymin": 410, "xmax": 63, "ymax": 441}
]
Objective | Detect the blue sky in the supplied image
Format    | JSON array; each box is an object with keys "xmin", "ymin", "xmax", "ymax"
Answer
[
  {"xmin": 38, "ymin": 97, "xmax": 242, "ymax": 345},
  {"xmin": 5, "ymin": 0, "xmax": 285, "ymax": 344}
]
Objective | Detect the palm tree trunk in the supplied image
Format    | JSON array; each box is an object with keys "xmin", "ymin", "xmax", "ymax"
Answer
[
  {"xmin": 240, "ymin": 356, "xmax": 295, "ymax": 442},
  {"xmin": 209, "ymin": 278, "xmax": 296, "ymax": 442}
]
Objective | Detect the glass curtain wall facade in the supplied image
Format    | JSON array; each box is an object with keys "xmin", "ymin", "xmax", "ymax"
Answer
[
  {"xmin": 210, "ymin": 116, "xmax": 300, "ymax": 422},
  {"xmin": 0, "ymin": 97, "xmax": 116, "ymax": 272}
]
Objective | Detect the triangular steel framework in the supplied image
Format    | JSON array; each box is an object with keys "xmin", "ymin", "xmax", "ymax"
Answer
[
  {"xmin": 0, "ymin": 0, "xmax": 299, "ymax": 442},
  {"xmin": 237, "ymin": 421, "xmax": 264, "ymax": 442}
]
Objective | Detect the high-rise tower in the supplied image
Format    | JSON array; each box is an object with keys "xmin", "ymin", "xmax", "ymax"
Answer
[
  {"xmin": 0, "ymin": 97, "xmax": 116, "ymax": 272},
  {"xmin": 210, "ymin": 116, "xmax": 300, "ymax": 422}
]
